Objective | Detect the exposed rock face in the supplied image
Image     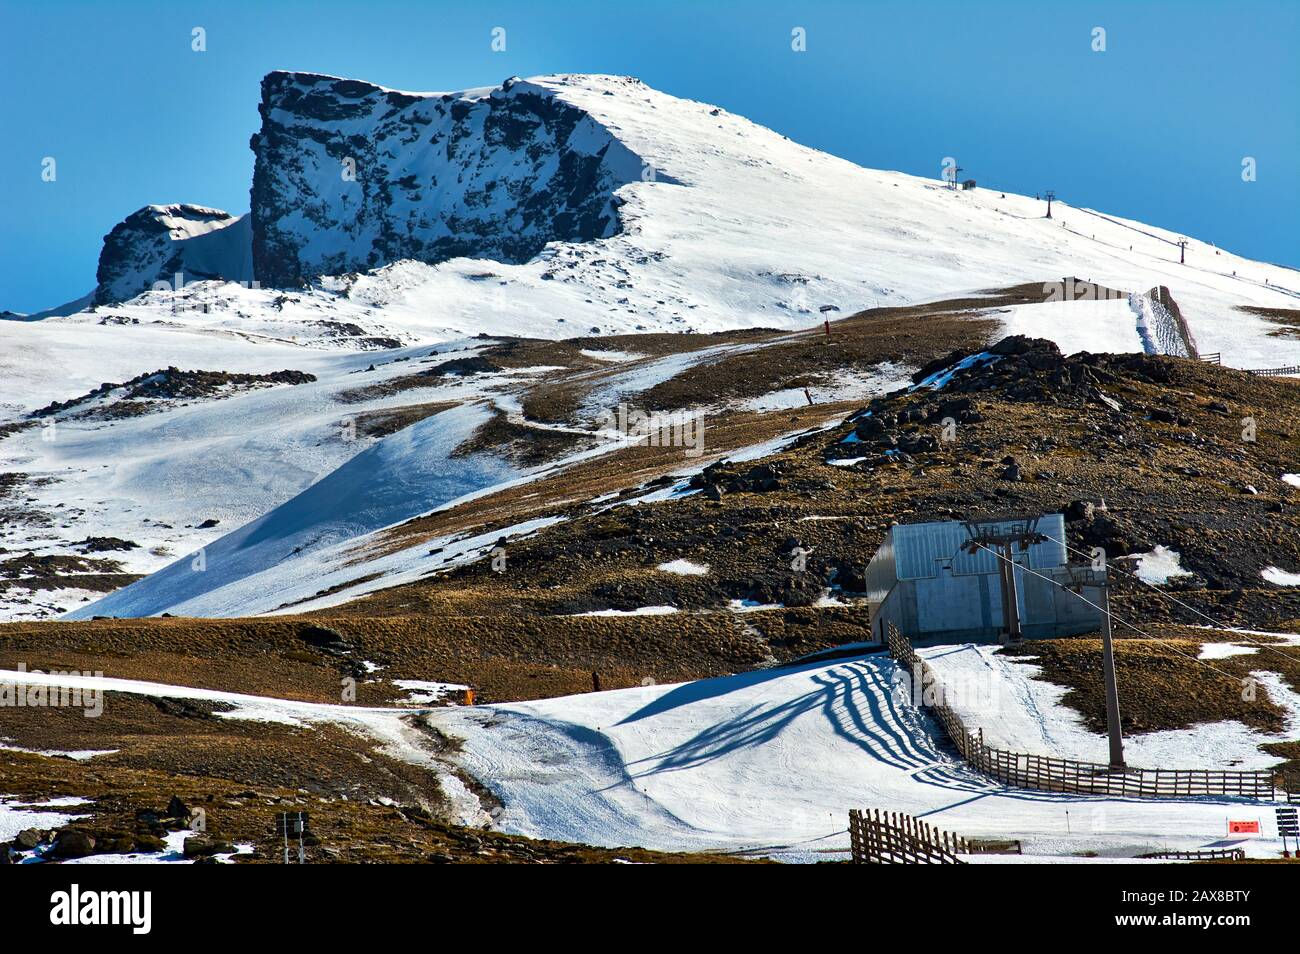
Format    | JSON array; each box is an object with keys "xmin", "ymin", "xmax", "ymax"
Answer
[
  {"xmin": 94, "ymin": 204, "xmax": 253, "ymax": 305},
  {"xmin": 248, "ymin": 72, "xmax": 646, "ymax": 287}
]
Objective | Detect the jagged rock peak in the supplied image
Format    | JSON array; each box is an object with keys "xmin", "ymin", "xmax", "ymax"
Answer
[
  {"xmin": 94, "ymin": 204, "xmax": 252, "ymax": 305},
  {"xmin": 248, "ymin": 71, "xmax": 647, "ymax": 287}
]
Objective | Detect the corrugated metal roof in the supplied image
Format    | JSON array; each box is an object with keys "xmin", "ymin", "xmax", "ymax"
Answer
[{"xmin": 891, "ymin": 514, "xmax": 1067, "ymax": 580}]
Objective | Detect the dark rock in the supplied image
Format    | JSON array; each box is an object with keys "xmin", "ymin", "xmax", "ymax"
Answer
[
  {"xmin": 421, "ymin": 355, "xmax": 503, "ymax": 377},
  {"xmin": 182, "ymin": 836, "xmax": 233, "ymax": 859},
  {"xmin": 73, "ymin": 536, "xmax": 140, "ymax": 553},
  {"xmin": 133, "ymin": 834, "xmax": 166, "ymax": 853},
  {"xmin": 49, "ymin": 828, "xmax": 96, "ymax": 859},
  {"xmin": 1063, "ymin": 500, "xmax": 1096, "ymax": 523}
]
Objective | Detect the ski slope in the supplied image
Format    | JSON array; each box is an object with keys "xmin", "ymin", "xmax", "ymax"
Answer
[
  {"xmin": 4, "ymin": 656, "xmax": 1287, "ymax": 861},
  {"xmin": 427, "ymin": 652, "xmax": 1287, "ymax": 861},
  {"xmin": 921, "ymin": 643, "xmax": 1300, "ymax": 771}
]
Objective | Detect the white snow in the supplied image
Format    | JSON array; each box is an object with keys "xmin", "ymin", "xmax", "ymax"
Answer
[
  {"xmin": 426, "ymin": 652, "xmax": 1292, "ymax": 859},
  {"xmin": 656, "ymin": 559, "xmax": 708, "ymax": 576},
  {"xmin": 0, "ymin": 796, "xmax": 89, "ymax": 842},
  {"xmin": 1262, "ymin": 566, "xmax": 1300, "ymax": 586},
  {"xmin": 1282, "ymin": 474, "xmax": 1300, "ymax": 488},
  {"xmin": 1131, "ymin": 545, "xmax": 1192, "ymax": 584},
  {"xmin": 921, "ymin": 643, "xmax": 1298, "ymax": 773},
  {"xmin": 391, "ymin": 679, "xmax": 470, "ymax": 705},
  {"xmin": 998, "ymin": 297, "xmax": 1146, "ymax": 355},
  {"xmin": 0, "ymin": 743, "xmax": 116, "ymax": 761},
  {"xmin": 736, "ymin": 364, "xmax": 912, "ymax": 413},
  {"xmin": 1199, "ymin": 643, "xmax": 1259, "ymax": 660},
  {"xmin": 579, "ymin": 349, "xmax": 644, "ymax": 363},
  {"xmin": 577, "ymin": 606, "xmax": 679, "ymax": 617}
]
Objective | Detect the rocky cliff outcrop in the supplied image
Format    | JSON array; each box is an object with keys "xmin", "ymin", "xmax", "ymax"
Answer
[
  {"xmin": 94, "ymin": 204, "xmax": 253, "ymax": 304},
  {"xmin": 248, "ymin": 72, "xmax": 645, "ymax": 287}
]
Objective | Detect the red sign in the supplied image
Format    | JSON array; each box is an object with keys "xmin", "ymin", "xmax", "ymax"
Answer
[{"xmin": 1228, "ymin": 820, "xmax": 1261, "ymax": 835}]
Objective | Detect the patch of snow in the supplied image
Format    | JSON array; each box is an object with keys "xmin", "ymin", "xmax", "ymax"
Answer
[
  {"xmin": 999, "ymin": 297, "xmax": 1145, "ymax": 355},
  {"xmin": 216, "ymin": 705, "xmax": 307, "ymax": 727},
  {"xmin": 736, "ymin": 363, "xmax": 911, "ymax": 413},
  {"xmin": 921, "ymin": 644, "xmax": 1300, "ymax": 774},
  {"xmin": 1282, "ymin": 474, "xmax": 1300, "ymax": 489},
  {"xmin": 579, "ymin": 349, "xmax": 644, "ymax": 362},
  {"xmin": 727, "ymin": 599, "xmax": 781, "ymax": 612},
  {"xmin": 0, "ymin": 796, "xmax": 89, "ymax": 842},
  {"xmin": 656, "ymin": 559, "xmax": 708, "ymax": 576},
  {"xmin": 391, "ymin": 679, "xmax": 470, "ymax": 705},
  {"xmin": 1262, "ymin": 566, "xmax": 1300, "ymax": 586},
  {"xmin": 1131, "ymin": 545, "xmax": 1192, "ymax": 584},
  {"xmin": 577, "ymin": 606, "xmax": 680, "ymax": 617},
  {"xmin": 0, "ymin": 744, "xmax": 116, "ymax": 761},
  {"xmin": 1198, "ymin": 643, "xmax": 1259, "ymax": 661},
  {"xmin": 914, "ymin": 351, "xmax": 995, "ymax": 391}
]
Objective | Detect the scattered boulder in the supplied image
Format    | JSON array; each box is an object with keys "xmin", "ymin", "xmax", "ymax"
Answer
[
  {"xmin": 422, "ymin": 355, "xmax": 502, "ymax": 377},
  {"xmin": 182, "ymin": 836, "xmax": 233, "ymax": 859},
  {"xmin": 49, "ymin": 828, "xmax": 96, "ymax": 859},
  {"xmin": 1063, "ymin": 500, "xmax": 1096, "ymax": 523}
]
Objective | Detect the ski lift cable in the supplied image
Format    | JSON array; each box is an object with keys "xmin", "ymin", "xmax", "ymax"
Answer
[
  {"xmin": 970, "ymin": 542, "xmax": 1244, "ymax": 683},
  {"xmin": 1039, "ymin": 531, "xmax": 1300, "ymax": 667}
]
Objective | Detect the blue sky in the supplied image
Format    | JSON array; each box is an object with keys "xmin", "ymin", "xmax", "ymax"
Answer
[{"xmin": 2, "ymin": 0, "xmax": 1296, "ymax": 313}]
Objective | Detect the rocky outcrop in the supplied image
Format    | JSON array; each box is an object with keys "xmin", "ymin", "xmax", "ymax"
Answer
[
  {"xmin": 94, "ymin": 204, "xmax": 253, "ymax": 304},
  {"xmin": 248, "ymin": 72, "xmax": 646, "ymax": 287}
]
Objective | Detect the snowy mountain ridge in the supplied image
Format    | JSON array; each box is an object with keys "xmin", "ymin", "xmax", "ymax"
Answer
[{"xmin": 19, "ymin": 71, "xmax": 1300, "ymax": 360}]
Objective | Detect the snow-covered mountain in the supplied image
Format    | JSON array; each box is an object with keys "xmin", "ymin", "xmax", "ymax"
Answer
[
  {"xmin": 3, "ymin": 71, "xmax": 1299, "ymax": 622},
  {"xmin": 23, "ymin": 71, "xmax": 1300, "ymax": 348}
]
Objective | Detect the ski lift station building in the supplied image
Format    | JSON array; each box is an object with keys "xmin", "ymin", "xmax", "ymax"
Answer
[{"xmin": 864, "ymin": 513, "xmax": 1104, "ymax": 643}]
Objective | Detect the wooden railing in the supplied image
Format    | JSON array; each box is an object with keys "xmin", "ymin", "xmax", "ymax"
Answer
[
  {"xmin": 848, "ymin": 809, "xmax": 968, "ymax": 864},
  {"xmin": 1248, "ymin": 365, "xmax": 1300, "ymax": 377},
  {"xmin": 1137, "ymin": 847, "xmax": 1246, "ymax": 861},
  {"xmin": 885, "ymin": 624, "xmax": 1277, "ymax": 800}
]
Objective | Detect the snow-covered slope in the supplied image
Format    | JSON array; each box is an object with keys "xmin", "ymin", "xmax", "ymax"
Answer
[
  {"xmin": 425, "ymin": 653, "xmax": 1282, "ymax": 859},
  {"xmin": 4, "ymin": 655, "xmax": 1284, "ymax": 860}
]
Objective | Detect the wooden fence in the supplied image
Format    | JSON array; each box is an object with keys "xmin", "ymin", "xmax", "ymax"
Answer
[
  {"xmin": 1200, "ymin": 352, "xmax": 1222, "ymax": 365},
  {"xmin": 1137, "ymin": 847, "xmax": 1246, "ymax": 861},
  {"xmin": 886, "ymin": 624, "xmax": 1277, "ymax": 800},
  {"xmin": 1248, "ymin": 365, "xmax": 1300, "ymax": 378},
  {"xmin": 848, "ymin": 809, "xmax": 969, "ymax": 864}
]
